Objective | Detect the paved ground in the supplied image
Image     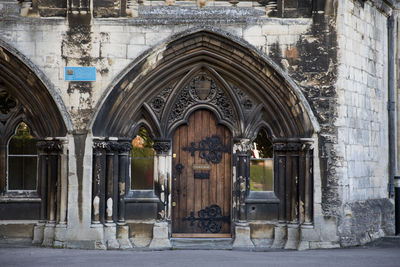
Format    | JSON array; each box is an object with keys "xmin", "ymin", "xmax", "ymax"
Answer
[{"xmin": 0, "ymin": 237, "xmax": 399, "ymax": 267}]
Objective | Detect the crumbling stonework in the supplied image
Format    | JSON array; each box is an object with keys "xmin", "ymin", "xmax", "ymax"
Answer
[{"xmin": 339, "ymin": 198, "xmax": 394, "ymax": 246}]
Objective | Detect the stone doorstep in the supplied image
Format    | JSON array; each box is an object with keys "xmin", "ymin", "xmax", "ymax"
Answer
[
  {"xmin": 0, "ymin": 238, "xmax": 36, "ymax": 248},
  {"xmin": 171, "ymin": 238, "xmax": 233, "ymax": 250}
]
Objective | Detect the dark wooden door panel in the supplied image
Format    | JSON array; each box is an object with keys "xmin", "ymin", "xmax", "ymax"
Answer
[{"xmin": 172, "ymin": 109, "xmax": 231, "ymax": 235}]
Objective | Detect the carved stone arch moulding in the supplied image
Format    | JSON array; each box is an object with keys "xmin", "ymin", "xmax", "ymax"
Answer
[
  {"xmin": 165, "ymin": 71, "xmax": 238, "ymax": 134},
  {"xmin": 143, "ymin": 66, "xmax": 255, "ymax": 138},
  {"xmin": 0, "ymin": 43, "xmax": 68, "ymax": 137},
  {"xmin": 130, "ymin": 107, "xmax": 162, "ymax": 141},
  {"xmin": 0, "ymin": 89, "xmax": 50, "ymax": 143},
  {"xmin": 92, "ymin": 30, "xmax": 318, "ymax": 139}
]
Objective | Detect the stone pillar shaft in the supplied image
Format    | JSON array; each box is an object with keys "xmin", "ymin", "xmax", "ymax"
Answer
[
  {"xmin": 153, "ymin": 140, "xmax": 171, "ymax": 221},
  {"xmin": 117, "ymin": 141, "xmax": 132, "ymax": 223},
  {"xmin": 232, "ymin": 138, "xmax": 254, "ymax": 249},
  {"xmin": 233, "ymin": 138, "xmax": 251, "ymax": 222},
  {"xmin": 105, "ymin": 142, "xmax": 118, "ymax": 223},
  {"xmin": 56, "ymin": 139, "xmax": 68, "ymax": 224},
  {"xmin": 92, "ymin": 141, "xmax": 107, "ymax": 224}
]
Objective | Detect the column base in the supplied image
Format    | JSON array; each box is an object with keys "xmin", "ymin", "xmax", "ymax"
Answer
[
  {"xmin": 117, "ymin": 224, "xmax": 133, "ymax": 249},
  {"xmin": 149, "ymin": 222, "xmax": 171, "ymax": 249},
  {"xmin": 271, "ymin": 223, "xmax": 287, "ymax": 248},
  {"xmin": 297, "ymin": 223, "xmax": 316, "ymax": 250},
  {"xmin": 53, "ymin": 223, "xmax": 67, "ymax": 248},
  {"xmin": 284, "ymin": 223, "xmax": 299, "ymax": 250},
  {"xmin": 105, "ymin": 223, "xmax": 120, "ymax": 249},
  {"xmin": 232, "ymin": 222, "xmax": 254, "ymax": 250},
  {"xmin": 42, "ymin": 222, "xmax": 56, "ymax": 247},
  {"xmin": 32, "ymin": 222, "xmax": 45, "ymax": 245}
]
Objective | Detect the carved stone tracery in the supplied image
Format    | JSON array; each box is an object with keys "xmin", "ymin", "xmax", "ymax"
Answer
[
  {"xmin": 153, "ymin": 140, "xmax": 171, "ymax": 154},
  {"xmin": 169, "ymin": 73, "xmax": 236, "ymax": 124},
  {"xmin": 232, "ymin": 85, "xmax": 255, "ymax": 113},
  {"xmin": 148, "ymin": 72, "xmax": 238, "ymax": 126},
  {"xmin": 150, "ymin": 85, "xmax": 174, "ymax": 119},
  {"xmin": 37, "ymin": 140, "xmax": 63, "ymax": 153},
  {"xmin": 0, "ymin": 91, "xmax": 22, "ymax": 130}
]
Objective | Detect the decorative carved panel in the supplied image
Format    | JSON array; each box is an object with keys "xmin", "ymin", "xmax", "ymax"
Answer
[
  {"xmin": 231, "ymin": 84, "xmax": 255, "ymax": 113},
  {"xmin": 148, "ymin": 72, "xmax": 240, "ymax": 128},
  {"xmin": 150, "ymin": 85, "xmax": 174, "ymax": 119},
  {"xmin": 168, "ymin": 73, "xmax": 236, "ymax": 124}
]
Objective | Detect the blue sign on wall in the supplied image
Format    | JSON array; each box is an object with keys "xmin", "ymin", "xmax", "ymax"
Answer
[{"xmin": 65, "ymin": 67, "xmax": 96, "ymax": 81}]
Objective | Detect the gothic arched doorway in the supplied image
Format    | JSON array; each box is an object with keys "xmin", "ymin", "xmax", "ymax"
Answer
[{"xmin": 91, "ymin": 29, "xmax": 318, "ymax": 248}]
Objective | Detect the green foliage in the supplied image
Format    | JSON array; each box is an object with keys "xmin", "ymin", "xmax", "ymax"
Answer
[
  {"xmin": 9, "ymin": 122, "xmax": 37, "ymax": 155},
  {"xmin": 250, "ymin": 160, "xmax": 273, "ymax": 191},
  {"xmin": 131, "ymin": 146, "xmax": 154, "ymax": 158},
  {"xmin": 138, "ymin": 127, "xmax": 154, "ymax": 148},
  {"xmin": 131, "ymin": 127, "xmax": 154, "ymax": 158},
  {"xmin": 131, "ymin": 158, "xmax": 153, "ymax": 190},
  {"xmin": 131, "ymin": 127, "xmax": 154, "ymax": 189}
]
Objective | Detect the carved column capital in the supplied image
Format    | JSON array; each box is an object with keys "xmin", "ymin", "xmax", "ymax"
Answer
[
  {"xmin": 233, "ymin": 138, "xmax": 252, "ymax": 154},
  {"xmin": 301, "ymin": 143, "xmax": 314, "ymax": 152},
  {"xmin": 273, "ymin": 142, "xmax": 302, "ymax": 152},
  {"xmin": 105, "ymin": 141, "xmax": 119, "ymax": 154},
  {"xmin": 37, "ymin": 140, "xmax": 63, "ymax": 154},
  {"xmin": 117, "ymin": 141, "xmax": 132, "ymax": 153},
  {"xmin": 153, "ymin": 140, "xmax": 171, "ymax": 155},
  {"xmin": 273, "ymin": 139, "xmax": 314, "ymax": 153},
  {"xmin": 92, "ymin": 140, "xmax": 108, "ymax": 154}
]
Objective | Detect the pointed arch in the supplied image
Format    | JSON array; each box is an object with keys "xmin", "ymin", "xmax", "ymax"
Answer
[
  {"xmin": 92, "ymin": 28, "xmax": 319, "ymax": 139},
  {"xmin": 0, "ymin": 40, "xmax": 70, "ymax": 137}
]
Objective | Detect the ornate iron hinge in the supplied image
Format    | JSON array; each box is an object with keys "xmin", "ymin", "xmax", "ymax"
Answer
[
  {"xmin": 183, "ymin": 135, "xmax": 230, "ymax": 164},
  {"xmin": 182, "ymin": 204, "xmax": 229, "ymax": 233}
]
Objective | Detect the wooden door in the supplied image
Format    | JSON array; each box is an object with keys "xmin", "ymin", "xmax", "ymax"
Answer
[{"xmin": 172, "ymin": 109, "xmax": 232, "ymax": 237}]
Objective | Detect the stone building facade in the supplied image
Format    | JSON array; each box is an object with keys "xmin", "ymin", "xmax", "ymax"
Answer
[{"xmin": 0, "ymin": 0, "xmax": 398, "ymax": 249}]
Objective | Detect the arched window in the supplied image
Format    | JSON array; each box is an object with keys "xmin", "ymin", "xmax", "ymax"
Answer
[
  {"xmin": 7, "ymin": 122, "xmax": 38, "ymax": 190},
  {"xmin": 131, "ymin": 127, "xmax": 154, "ymax": 190},
  {"xmin": 250, "ymin": 128, "xmax": 273, "ymax": 191}
]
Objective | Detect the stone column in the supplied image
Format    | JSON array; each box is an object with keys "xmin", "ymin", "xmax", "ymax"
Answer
[
  {"xmin": 104, "ymin": 140, "xmax": 119, "ymax": 249},
  {"xmin": 283, "ymin": 142, "xmax": 301, "ymax": 250},
  {"xmin": 149, "ymin": 140, "xmax": 172, "ymax": 249},
  {"xmin": 271, "ymin": 141, "xmax": 288, "ymax": 248},
  {"xmin": 35, "ymin": 140, "xmax": 62, "ymax": 247},
  {"xmin": 116, "ymin": 140, "xmax": 133, "ymax": 249},
  {"xmin": 54, "ymin": 138, "xmax": 68, "ymax": 247},
  {"xmin": 298, "ymin": 142, "xmax": 315, "ymax": 250},
  {"xmin": 92, "ymin": 141, "xmax": 107, "ymax": 224},
  {"xmin": 232, "ymin": 138, "xmax": 254, "ymax": 249},
  {"xmin": 33, "ymin": 140, "xmax": 48, "ymax": 244}
]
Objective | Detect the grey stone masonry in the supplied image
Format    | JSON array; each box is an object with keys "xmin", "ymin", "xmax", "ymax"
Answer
[{"xmin": 0, "ymin": 0, "xmax": 397, "ymax": 249}]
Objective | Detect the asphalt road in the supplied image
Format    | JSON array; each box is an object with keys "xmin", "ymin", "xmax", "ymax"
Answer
[{"xmin": 1, "ymin": 238, "xmax": 399, "ymax": 267}]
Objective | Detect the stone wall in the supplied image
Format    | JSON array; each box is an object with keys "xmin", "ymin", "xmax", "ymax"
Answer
[
  {"xmin": 335, "ymin": 0, "xmax": 395, "ymax": 245},
  {"xmin": 0, "ymin": 4, "xmax": 316, "ymax": 131}
]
